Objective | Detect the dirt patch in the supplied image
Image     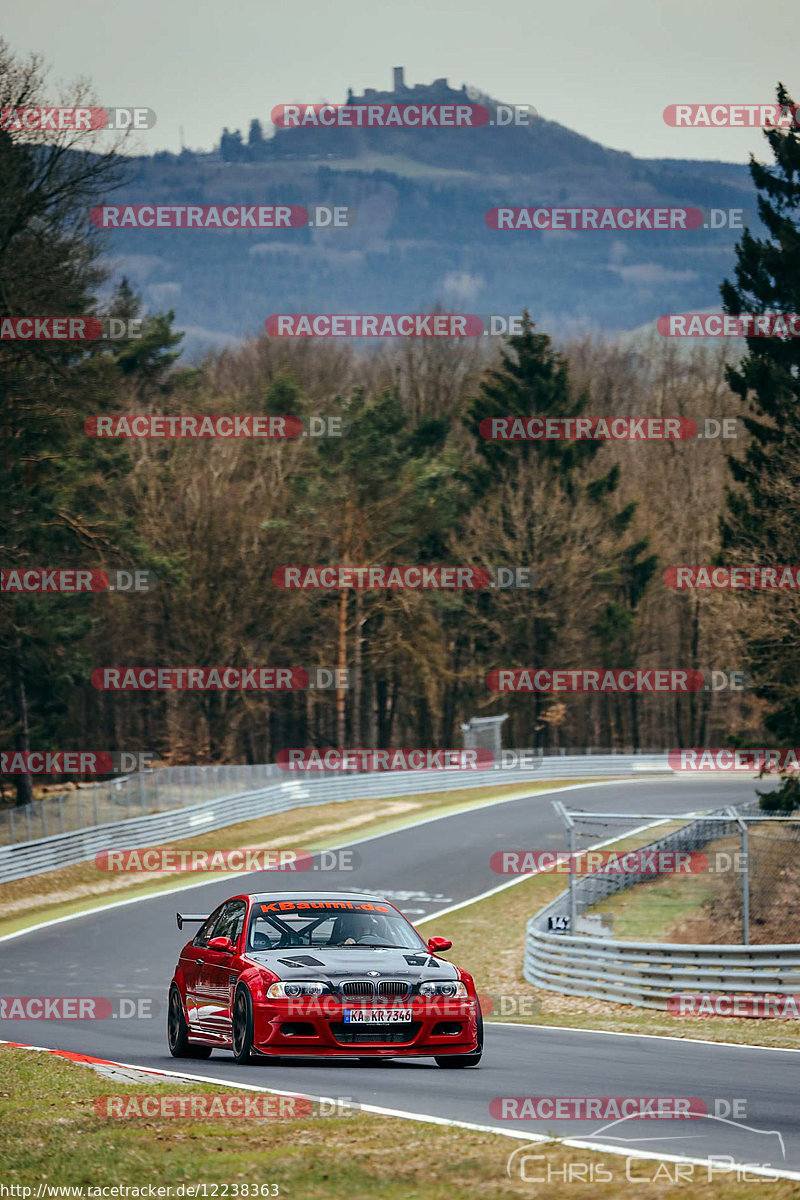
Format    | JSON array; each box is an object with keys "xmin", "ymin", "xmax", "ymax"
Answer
[{"xmin": 669, "ymin": 827, "xmax": 800, "ymax": 945}]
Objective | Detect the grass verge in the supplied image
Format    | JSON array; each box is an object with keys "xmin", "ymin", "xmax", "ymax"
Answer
[
  {"xmin": 0, "ymin": 1047, "xmax": 793, "ymax": 1196},
  {"xmin": 589, "ymin": 864, "xmax": 720, "ymax": 942}
]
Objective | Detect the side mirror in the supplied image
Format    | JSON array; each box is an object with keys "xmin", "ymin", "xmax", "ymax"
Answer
[
  {"xmin": 208, "ymin": 936, "xmax": 235, "ymax": 953},
  {"xmin": 427, "ymin": 936, "xmax": 452, "ymax": 953}
]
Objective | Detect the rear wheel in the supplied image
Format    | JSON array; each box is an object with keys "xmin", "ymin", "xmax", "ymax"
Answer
[
  {"xmin": 168, "ymin": 986, "xmax": 212, "ymax": 1059},
  {"xmin": 435, "ymin": 1005, "xmax": 483, "ymax": 1069},
  {"xmin": 232, "ymin": 986, "xmax": 256, "ymax": 1064}
]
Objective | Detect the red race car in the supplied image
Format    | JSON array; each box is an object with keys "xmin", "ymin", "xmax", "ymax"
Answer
[{"xmin": 168, "ymin": 890, "xmax": 483, "ymax": 1067}]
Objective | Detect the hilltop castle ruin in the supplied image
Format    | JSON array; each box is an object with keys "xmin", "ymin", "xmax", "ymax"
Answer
[{"xmin": 345, "ymin": 67, "xmax": 472, "ymax": 105}]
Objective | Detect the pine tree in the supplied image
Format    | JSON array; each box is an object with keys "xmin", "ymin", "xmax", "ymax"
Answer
[
  {"xmin": 0, "ymin": 43, "xmax": 159, "ymax": 804},
  {"xmin": 468, "ymin": 314, "xmax": 602, "ymax": 493},
  {"xmin": 719, "ymin": 84, "xmax": 800, "ymax": 809},
  {"xmin": 103, "ymin": 277, "xmax": 185, "ymax": 394},
  {"xmin": 466, "ymin": 315, "xmax": 657, "ymax": 747},
  {"xmin": 219, "ymin": 128, "xmax": 246, "ymax": 161}
]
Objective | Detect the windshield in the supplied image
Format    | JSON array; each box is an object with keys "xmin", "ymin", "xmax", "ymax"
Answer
[{"xmin": 247, "ymin": 900, "xmax": 427, "ymax": 951}]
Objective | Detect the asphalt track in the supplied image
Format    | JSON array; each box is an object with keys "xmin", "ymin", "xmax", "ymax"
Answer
[{"xmin": 2, "ymin": 776, "xmax": 798, "ymax": 1176}]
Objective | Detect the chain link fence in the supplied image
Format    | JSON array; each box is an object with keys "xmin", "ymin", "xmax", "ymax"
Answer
[
  {"xmin": 0, "ymin": 763, "xmax": 281, "ymax": 846},
  {"xmin": 550, "ymin": 803, "xmax": 800, "ymax": 945},
  {"xmin": 704, "ymin": 818, "xmax": 800, "ymax": 945},
  {"xmin": 0, "ymin": 747, "xmax": 672, "ymax": 848}
]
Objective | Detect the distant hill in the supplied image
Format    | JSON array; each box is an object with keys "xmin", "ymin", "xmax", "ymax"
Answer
[{"xmin": 100, "ymin": 70, "xmax": 760, "ymax": 357}]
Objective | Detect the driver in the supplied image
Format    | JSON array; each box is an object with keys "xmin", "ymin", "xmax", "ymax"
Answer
[{"xmin": 334, "ymin": 912, "xmax": 377, "ymax": 945}]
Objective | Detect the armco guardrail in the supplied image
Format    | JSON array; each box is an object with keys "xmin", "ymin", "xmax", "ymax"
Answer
[
  {"xmin": 0, "ymin": 749, "xmax": 672, "ymax": 847},
  {"xmin": 524, "ymin": 935, "xmax": 800, "ymax": 1009},
  {"xmin": 0, "ymin": 748, "xmax": 675, "ymax": 847},
  {"xmin": 0, "ymin": 752, "xmax": 671, "ymax": 884},
  {"xmin": 522, "ymin": 801, "xmax": 800, "ymax": 1008}
]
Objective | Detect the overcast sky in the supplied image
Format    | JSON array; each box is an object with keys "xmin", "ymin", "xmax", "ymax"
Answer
[{"xmin": 5, "ymin": 0, "xmax": 798, "ymax": 163}]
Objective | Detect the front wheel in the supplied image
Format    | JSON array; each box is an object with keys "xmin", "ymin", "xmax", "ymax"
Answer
[
  {"xmin": 168, "ymin": 986, "xmax": 212, "ymax": 1059},
  {"xmin": 232, "ymin": 986, "xmax": 256, "ymax": 1064},
  {"xmin": 435, "ymin": 1005, "xmax": 483, "ymax": 1069}
]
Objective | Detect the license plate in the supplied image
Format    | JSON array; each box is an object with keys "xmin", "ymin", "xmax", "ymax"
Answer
[{"xmin": 343, "ymin": 1008, "xmax": 412, "ymax": 1024}]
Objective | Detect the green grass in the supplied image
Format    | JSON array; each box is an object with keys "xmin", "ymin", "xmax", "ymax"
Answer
[
  {"xmin": 589, "ymin": 873, "xmax": 718, "ymax": 941},
  {"xmin": 0, "ymin": 1048, "xmax": 795, "ymax": 1197},
  {"xmin": 585, "ymin": 833, "xmax": 743, "ymax": 943}
]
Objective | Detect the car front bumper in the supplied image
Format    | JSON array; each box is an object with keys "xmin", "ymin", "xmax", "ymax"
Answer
[{"xmin": 250, "ymin": 996, "xmax": 480, "ymax": 1056}]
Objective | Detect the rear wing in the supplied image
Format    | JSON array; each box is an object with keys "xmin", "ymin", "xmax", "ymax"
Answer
[{"xmin": 177, "ymin": 913, "xmax": 208, "ymax": 931}]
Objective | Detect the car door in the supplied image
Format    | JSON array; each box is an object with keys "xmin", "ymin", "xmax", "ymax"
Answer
[
  {"xmin": 184, "ymin": 905, "xmax": 225, "ymax": 1033},
  {"xmin": 196, "ymin": 899, "xmax": 247, "ymax": 1040}
]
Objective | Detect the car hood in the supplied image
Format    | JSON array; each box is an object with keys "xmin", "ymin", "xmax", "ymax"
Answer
[{"xmin": 243, "ymin": 946, "xmax": 459, "ymax": 984}]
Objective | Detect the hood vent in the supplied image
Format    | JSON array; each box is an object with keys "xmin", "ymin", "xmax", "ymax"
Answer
[{"xmin": 404, "ymin": 954, "xmax": 438, "ymax": 968}]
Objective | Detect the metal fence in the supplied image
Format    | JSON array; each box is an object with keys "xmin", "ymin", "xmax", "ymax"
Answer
[
  {"xmin": 523, "ymin": 801, "xmax": 800, "ymax": 1007},
  {"xmin": 0, "ymin": 752, "xmax": 671, "ymax": 885},
  {"xmin": 549, "ymin": 803, "xmax": 757, "ymax": 926},
  {"xmin": 0, "ymin": 749, "xmax": 673, "ymax": 847},
  {"xmin": 731, "ymin": 819, "xmax": 800, "ymax": 945},
  {"xmin": 0, "ymin": 762, "xmax": 285, "ymax": 846}
]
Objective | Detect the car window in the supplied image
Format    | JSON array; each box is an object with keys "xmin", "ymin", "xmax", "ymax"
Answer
[
  {"xmin": 247, "ymin": 904, "xmax": 425, "ymax": 950},
  {"xmin": 214, "ymin": 899, "xmax": 247, "ymax": 947},
  {"xmin": 194, "ymin": 904, "xmax": 225, "ymax": 948}
]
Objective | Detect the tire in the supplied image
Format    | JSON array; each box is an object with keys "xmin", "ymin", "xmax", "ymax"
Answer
[
  {"xmin": 435, "ymin": 1004, "xmax": 483, "ymax": 1069},
  {"xmin": 168, "ymin": 986, "xmax": 213, "ymax": 1059},
  {"xmin": 231, "ymin": 985, "xmax": 256, "ymax": 1064}
]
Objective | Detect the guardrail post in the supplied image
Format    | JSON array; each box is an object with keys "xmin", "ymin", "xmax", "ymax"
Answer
[
  {"xmin": 728, "ymin": 807, "xmax": 749, "ymax": 945},
  {"xmin": 741, "ymin": 822, "xmax": 749, "ymax": 946},
  {"xmin": 568, "ymin": 824, "xmax": 577, "ymax": 932},
  {"xmin": 553, "ymin": 800, "xmax": 577, "ymax": 933}
]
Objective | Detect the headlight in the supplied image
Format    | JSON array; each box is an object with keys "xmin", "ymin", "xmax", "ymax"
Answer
[
  {"xmin": 266, "ymin": 981, "xmax": 328, "ymax": 998},
  {"xmin": 419, "ymin": 980, "xmax": 467, "ymax": 998}
]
